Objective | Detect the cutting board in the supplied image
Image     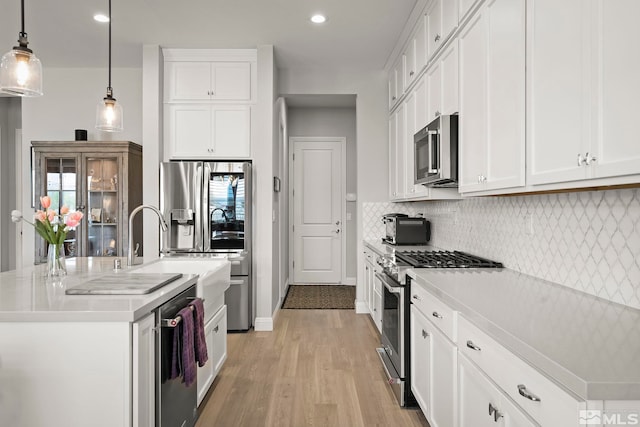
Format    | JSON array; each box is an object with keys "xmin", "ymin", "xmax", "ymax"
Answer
[{"xmin": 65, "ymin": 273, "xmax": 183, "ymax": 295}]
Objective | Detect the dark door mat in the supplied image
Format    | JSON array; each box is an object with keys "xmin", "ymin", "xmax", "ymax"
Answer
[{"xmin": 282, "ymin": 285, "xmax": 356, "ymax": 309}]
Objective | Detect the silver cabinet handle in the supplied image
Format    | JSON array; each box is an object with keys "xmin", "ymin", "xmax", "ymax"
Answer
[
  {"xmin": 334, "ymin": 229, "xmax": 341, "ymax": 234},
  {"xmin": 577, "ymin": 153, "xmax": 584, "ymax": 166},
  {"xmin": 213, "ymin": 325, "xmax": 219, "ymax": 333},
  {"xmin": 517, "ymin": 384, "xmax": 541, "ymax": 402},
  {"xmin": 435, "ymin": 110, "xmax": 440, "ymax": 117},
  {"xmin": 488, "ymin": 403, "xmax": 496, "ymax": 416},
  {"xmin": 422, "ymin": 329, "xmax": 429, "ymax": 338},
  {"xmin": 432, "ymin": 311, "xmax": 443, "ymax": 319},
  {"xmin": 392, "ymin": 96, "xmax": 397, "ymax": 101},
  {"xmin": 412, "ymin": 294, "xmax": 421, "ymax": 301},
  {"xmin": 585, "ymin": 152, "xmax": 597, "ymax": 165},
  {"xmin": 410, "ymin": 71, "xmax": 415, "ymax": 77},
  {"xmin": 435, "ymin": 34, "xmax": 441, "ymax": 42},
  {"xmin": 466, "ymin": 340, "xmax": 481, "ymax": 351}
]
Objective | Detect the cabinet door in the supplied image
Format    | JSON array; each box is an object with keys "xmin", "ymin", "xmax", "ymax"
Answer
[
  {"xmin": 405, "ymin": 86, "xmax": 430, "ymax": 199},
  {"xmin": 527, "ymin": 0, "xmax": 590, "ymax": 185},
  {"xmin": 165, "ymin": 62, "xmax": 211, "ymax": 101},
  {"xmin": 458, "ymin": 12, "xmax": 488, "ymax": 193},
  {"xmin": 395, "ymin": 104, "xmax": 407, "ymax": 199},
  {"xmin": 459, "ymin": 356, "xmax": 538, "ymax": 427},
  {"xmin": 211, "ymin": 62, "xmax": 251, "ymax": 101},
  {"xmin": 373, "ymin": 286, "xmax": 382, "ymax": 333},
  {"xmin": 411, "ymin": 306, "xmax": 432, "ymax": 418},
  {"xmin": 430, "ymin": 324, "xmax": 457, "ymax": 427},
  {"xmin": 483, "ymin": 0, "xmax": 525, "ymax": 191},
  {"xmin": 426, "ymin": 62, "xmax": 442, "ymax": 122},
  {"xmin": 441, "ymin": 40, "xmax": 459, "ymax": 115},
  {"xmin": 389, "ymin": 112, "xmax": 398, "ymax": 199},
  {"xmin": 198, "ymin": 305, "xmax": 227, "ymax": 405},
  {"xmin": 404, "ymin": 40, "xmax": 417, "ymax": 92},
  {"xmin": 415, "ymin": 15, "xmax": 428, "ymax": 75},
  {"xmin": 133, "ymin": 313, "xmax": 155, "ymax": 427},
  {"xmin": 211, "ymin": 105, "xmax": 251, "ymax": 158},
  {"xmin": 459, "ymin": 0, "xmax": 525, "ymax": 193},
  {"xmin": 165, "ymin": 104, "xmax": 212, "ymax": 158},
  {"xmin": 34, "ymin": 154, "xmax": 82, "ymax": 262},
  {"xmin": 389, "ymin": 69, "xmax": 398, "ymax": 110},
  {"xmin": 427, "ymin": 0, "xmax": 443, "ymax": 58},
  {"xmin": 364, "ymin": 260, "xmax": 372, "ymax": 315},
  {"xmin": 592, "ymin": 0, "xmax": 640, "ymax": 179},
  {"xmin": 85, "ymin": 156, "xmax": 120, "ymax": 257}
]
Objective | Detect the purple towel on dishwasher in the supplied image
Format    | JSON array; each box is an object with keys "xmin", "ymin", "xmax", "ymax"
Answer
[
  {"xmin": 189, "ymin": 298, "xmax": 208, "ymax": 367},
  {"xmin": 170, "ymin": 306, "xmax": 197, "ymax": 387}
]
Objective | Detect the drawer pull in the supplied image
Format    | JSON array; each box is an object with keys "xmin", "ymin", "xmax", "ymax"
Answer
[
  {"xmin": 213, "ymin": 325, "xmax": 219, "ymax": 333},
  {"xmin": 412, "ymin": 294, "xmax": 421, "ymax": 301},
  {"xmin": 466, "ymin": 340, "xmax": 481, "ymax": 351},
  {"xmin": 432, "ymin": 311, "xmax": 443, "ymax": 319},
  {"xmin": 518, "ymin": 384, "xmax": 541, "ymax": 402},
  {"xmin": 422, "ymin": 329, "xmax": 429, "ymax": 339}
]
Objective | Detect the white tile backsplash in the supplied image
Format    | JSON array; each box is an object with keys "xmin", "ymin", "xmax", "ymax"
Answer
[{"xmin": 363, "ymin": 188, "xmax": 640, "ymax": 309}]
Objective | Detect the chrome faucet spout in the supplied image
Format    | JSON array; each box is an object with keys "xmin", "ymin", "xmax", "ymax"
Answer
[{"xmin": 127, "ymin": 205, "xmax": 167, "ymax": 266}]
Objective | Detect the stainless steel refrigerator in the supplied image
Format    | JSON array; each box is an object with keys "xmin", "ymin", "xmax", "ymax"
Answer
[{"xmin": 160, "ymin": 161, "xmax": 252, "ymax": 331}]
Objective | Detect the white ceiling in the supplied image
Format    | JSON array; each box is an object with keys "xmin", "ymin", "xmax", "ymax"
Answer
[{"xmin": 0, "ymin": 0, "xmax": 417, "ymax": 71}]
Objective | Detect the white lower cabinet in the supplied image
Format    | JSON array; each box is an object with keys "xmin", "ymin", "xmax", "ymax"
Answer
[
  {"xmin": 197, "ymin": 305, "xmax": 228, "ymax": 406},
  {"xmin": 411, "ymin": 298, "xmax": 457, "ymax": 427},
  {"xmin": 133, "ymin": 313, "xmax": 156, "ymax": 427},
  {"xmin": 459, "ymin": 355, "xmax": 538, "ymax": 427},
  {"xmin": 372, "ymin": 275, "xmax": 383, "ymax": 333}
]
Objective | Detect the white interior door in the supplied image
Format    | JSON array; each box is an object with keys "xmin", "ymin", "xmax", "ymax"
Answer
[{"xmin": 291, "ymin": 138, "xmax": 344, "ymax": 284}]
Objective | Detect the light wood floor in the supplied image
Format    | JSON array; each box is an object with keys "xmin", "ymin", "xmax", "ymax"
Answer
[{"xmin": 196, "ymin": 309, "xmax": 430, "ymax": 427}]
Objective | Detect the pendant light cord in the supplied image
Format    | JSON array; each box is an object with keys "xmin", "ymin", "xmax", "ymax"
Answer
[
  {"xmin": 20, "ymin": 0, "xmax": 25, "ymax": 35},
  {"xmin": 108, "ymin": 0, "xmax": 112, "ymax": 91}
]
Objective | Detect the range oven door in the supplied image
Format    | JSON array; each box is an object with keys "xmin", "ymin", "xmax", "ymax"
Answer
[{"xmin": 377, "ymin": 272, "xmax": 405, "ymax": 378}]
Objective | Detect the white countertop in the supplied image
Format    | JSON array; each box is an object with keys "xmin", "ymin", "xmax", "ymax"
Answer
[
  {"xmin": 0, "ymin": 258, "xmax": 204, "ymax": 323},
  {"xmin": 412, "ymin": 266, "xmax": 640, "ymax": 401},
  {"xmin": 364, "ymin": 240, "xmax": 640, "ymax": 400}
]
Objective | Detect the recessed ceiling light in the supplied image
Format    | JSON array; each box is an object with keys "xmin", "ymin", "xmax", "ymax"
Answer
[
  {"xmin": 94, "ymin": 14, "xmax": 110, "ymax": 23},
  {"xmin": 310, "ymin": 14, "xmax": 326, "ymax": 24}
]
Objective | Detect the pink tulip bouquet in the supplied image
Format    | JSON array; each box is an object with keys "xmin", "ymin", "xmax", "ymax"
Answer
[{"xmin": 11, "ymin": 196, "xmax": 84, "ymax": 245}]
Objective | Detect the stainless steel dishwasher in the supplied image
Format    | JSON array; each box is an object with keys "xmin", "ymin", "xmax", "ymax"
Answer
[{"xmin": 156, "ymin": 284, "xmax": 198, "ymax": 427}]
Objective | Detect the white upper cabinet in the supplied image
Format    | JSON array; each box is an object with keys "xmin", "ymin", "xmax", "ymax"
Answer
[
  {"xmin": 528, "ymin": 0, "xmax": 640, "ymax": 187},
  {"xmin": 165, "ymin": 61, "xmax": 251, "ymax": 103},
  {"xmin": 427, "ymin": 0, "xmax": 459, "ymax": 60},
  {"xmin": 405, "ymin": 15, "xmax": 428, "ymax": 91},
  {"xmin": 458, "ymin": 0, "xmax": 525, "ymax": 194},
  {"xmin": 591, "ymin": 0, "xmax": 640, "ymax": 179},
  {"xmin": 405, "ymin": 85, "xmax": 430, "ymax": 199},
  {"xmin": 388, "ymin": 56, "xmax": 404, "ymax": 110},
  {"xmin": 526, "ymin": 0, "xmax": 591, "ymax": 185}
]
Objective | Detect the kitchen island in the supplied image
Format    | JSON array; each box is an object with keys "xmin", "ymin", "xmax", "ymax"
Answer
[{"xmin": 0, "ymin": 257, "xmax": 229, "ymax": 427}]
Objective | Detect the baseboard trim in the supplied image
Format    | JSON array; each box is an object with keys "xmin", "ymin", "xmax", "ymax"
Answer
[
  {"xmin": 355, "ymin": 300, "xmax": 370, "ymax": 314},
  {"xmin": 254, "ymin": 317, "xmax": 274, "ymax": 331},
  {"xmin": 343, "ymin": 277, "xmax": 356, "ymax": 286}
]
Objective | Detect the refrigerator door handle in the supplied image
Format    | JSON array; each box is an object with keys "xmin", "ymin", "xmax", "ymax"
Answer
[{"xmin": 201, "ymin": 162, "xmax": 210, "ymax": 252}]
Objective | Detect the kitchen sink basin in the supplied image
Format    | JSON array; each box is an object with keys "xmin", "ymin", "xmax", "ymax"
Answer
[{"xmin": 65, "ymin": 273, "xmax": 183, "ymax": 295}]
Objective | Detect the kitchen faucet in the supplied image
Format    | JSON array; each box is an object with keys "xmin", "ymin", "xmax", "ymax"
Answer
[
  {"xmin": 210, "ymin": 207, "xmax": 229, "ymax": 222},
  {"xmin": 127, "ymin": 205, "xmax": 168, "ymax": 266}
]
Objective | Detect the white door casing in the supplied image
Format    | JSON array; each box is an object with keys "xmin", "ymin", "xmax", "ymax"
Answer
[{"xmin": 290, "ymin": 137, "xmax": 345, "ymax": 284}]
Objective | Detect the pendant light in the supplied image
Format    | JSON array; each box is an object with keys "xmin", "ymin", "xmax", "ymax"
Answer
[
  {"xmin": 0, "ymin": 0, "xmax": 43, "ymax": 97},
  {"xmin": 96, "ymin": 0, "xmax": 123, "ymax": 132}
]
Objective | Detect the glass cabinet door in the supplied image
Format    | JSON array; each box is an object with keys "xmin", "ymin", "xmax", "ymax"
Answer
[
  {"xmin": 40, "ymin": 157, "xmax": 80, "ymax": 261},
  {"xmin": 86, "ymin": 157, "xmax": 119, "ymax": 257}
]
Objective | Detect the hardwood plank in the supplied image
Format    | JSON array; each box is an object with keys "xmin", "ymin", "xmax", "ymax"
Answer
[{"xmin": 196, "ymin": 309, "xmax": 430, "ymax": 427}]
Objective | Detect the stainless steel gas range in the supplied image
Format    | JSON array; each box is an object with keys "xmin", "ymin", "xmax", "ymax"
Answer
[{"xmin": 376, "ymin": 248, "xmax": 503, "ymax": 407}]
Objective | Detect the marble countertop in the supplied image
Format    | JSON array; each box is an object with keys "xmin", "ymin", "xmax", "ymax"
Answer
[
  {"xmin": 0, "ymin": 258, "xmax": 203, "ymax": 323},
  {"xmin": 410, "ymin": 267, "xmax": 640, "ymax": 401}
]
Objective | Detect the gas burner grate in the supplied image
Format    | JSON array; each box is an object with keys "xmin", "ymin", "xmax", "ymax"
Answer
[{"xmin": 395, "ymin": 250, "xmax": 503, "ymax": 269}]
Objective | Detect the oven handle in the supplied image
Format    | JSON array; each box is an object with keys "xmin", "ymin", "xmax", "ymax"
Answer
[{"xmin": 375, "ymin": 273, "xmax": 402, "ymax": 294}]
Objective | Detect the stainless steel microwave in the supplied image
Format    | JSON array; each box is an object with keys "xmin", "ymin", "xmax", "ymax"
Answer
[{"xmin": 414, "ymin": 114, "xmax": 458, "ymax": 187}]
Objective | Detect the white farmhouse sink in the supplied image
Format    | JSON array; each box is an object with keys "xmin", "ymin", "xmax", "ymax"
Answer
[{"xmin": 130, "ymin": 258, "xmax": 231, "ymax": 318}]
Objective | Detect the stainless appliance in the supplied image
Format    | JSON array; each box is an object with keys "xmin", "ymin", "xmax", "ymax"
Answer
[
  {"xmin": 160, "ymin": 161, "xmax": 253, "ymax": 331},
  {"xmin": 376, "ymin": 249, "xmax": 503, "ymax": 407},
  {"xmin": 382, "ymin": 213, "xmax": 431, "ymax": 245},
  {"xmin": 414, "ymin": 114, "xmax": 459, "ymax": 187},
  {"xmin": 156, "ymin": 284, "xmax": 198, "ymax": 427}
]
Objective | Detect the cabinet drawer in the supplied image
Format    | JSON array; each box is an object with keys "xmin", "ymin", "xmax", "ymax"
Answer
[
  {"xmin": 457, "ymin": 316, "xmax": 584, "ymax": 426},
  {"xmin": 410, "ymin": 280, "xmax": 457, "ymax": 342}
]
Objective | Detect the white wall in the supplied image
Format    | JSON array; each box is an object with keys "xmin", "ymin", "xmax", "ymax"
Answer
[
  {"xmin": 19, "ymin": 67, "xmax": 143, "ymax": 266},
  {"xmin": 287, "ymin": 107, "xmax": 358, "ymax": 279},
  {"xmin": 278, "ymin": 67, "xmax": 388, "ymax": 310}
]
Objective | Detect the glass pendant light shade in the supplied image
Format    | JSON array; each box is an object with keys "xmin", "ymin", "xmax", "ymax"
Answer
[
  {"xmin": 0, "ymin": 48, "xmax": 42, "ymax": 96},
  {"xmin": 0, "ymin": 0, "xmax": 43, "ymax": 97},
  {"xmin": 96, "ymin": 93, "xmax": 123, "ymax": 132}
]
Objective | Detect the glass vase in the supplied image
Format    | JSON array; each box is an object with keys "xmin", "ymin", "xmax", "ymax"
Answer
[{"xmin": 47, "ymin": 243, "xmax": 67, "ymax": 277}]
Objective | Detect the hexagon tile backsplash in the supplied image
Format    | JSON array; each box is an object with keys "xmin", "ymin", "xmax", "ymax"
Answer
[{"xmin": 363, "ymin": 188, "xmax": 640, "ymax": 310}]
